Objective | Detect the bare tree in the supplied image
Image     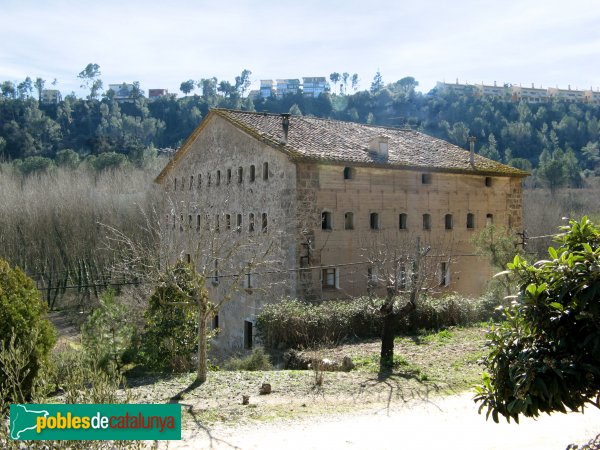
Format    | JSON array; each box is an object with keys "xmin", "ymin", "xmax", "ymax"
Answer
[
  {"xmin": 103, "ymin": 190, "xmax": 285, "ymax": 383},
  {"xmin": 360, "ymin": 230, "xmax": 454, "ymax": 373}
]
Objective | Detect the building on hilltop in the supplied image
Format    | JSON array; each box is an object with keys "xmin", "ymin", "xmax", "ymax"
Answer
[
  {"xmin": 155, "ymin": 109, "xmax": 528, "ymax": 350},
  {"xmin": 302, "ymin": 77, "xmax": 329, "ymax": 97},
  {"xmin": 41, "ymin": 89, "xmax": 62, "ymax": 104},
  {"xmin": 148, "ymin": 89, "xmax": 168, "ymax": 101},
  {"xmin": 276, "ymin": 79, "xmax": 301, "ymax": 97}
]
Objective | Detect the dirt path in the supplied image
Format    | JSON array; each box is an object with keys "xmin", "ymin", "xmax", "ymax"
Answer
[{"xmin": 163, "ymin": 392, "xmax": 600, "ymax": 450}]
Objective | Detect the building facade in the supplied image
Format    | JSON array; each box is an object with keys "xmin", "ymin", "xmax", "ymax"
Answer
[{"xmin": 156, "ymin": 109, "xmax": 527, "ymax": 350}]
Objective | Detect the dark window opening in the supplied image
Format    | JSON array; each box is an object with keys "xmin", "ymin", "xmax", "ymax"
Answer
[
  {"xmin": 440, "ymin": 262, "xmax": 449, "ymax": 286},
  {"xmin": 226, "ymin": 214, "xmax": 231, "ymax": 230},
  {"xmin": 212, "ymin": 314, "xmax": 219, "ymax": 330},
  {"xmin": 421, "ymin": 173, "xmax": 432, "ymax": 184},
  {"xmin": 423, "ymin": 213, "xmax": 431, "ymax": 230},
  {"xmin": 322, "ymin": 211, "xmax": 332, "ymax": 230},
  {"xmin": 236, "ymin": 214, "xmax": 242, "ymax": 232},
  {"xmin": 186, "ymin": 253, "xmax": 191, "ymax": 264},
  {"xmin": 322, "ymin": 268, "xmax": 338, "ymax": 289},
  {"xmin": 189, "ymin": 175, "xmax": 194, "ymax": 190},
  {"xmin": 174, "ymin": 178, "xmax": 177, "ymax": 191},
  {"xmin": 227, "ymin": 168, "xmax": 232, "ymax": 184},
  {"xmin": 216, "ymin": 170, "xmax": 221, "ymax": 186},
  {"xmin": 197, "ymin": 174, "xmax": 201, "ymax": 188},
  {"xmin": 344, "ymin": 212, "xmax": 354, "ymax": 230},
  {"xmin": 485, "ymin": 177, "xmax": 492, "ymax": 187},
  {"xmin": 467, "ymin": 213, "xmax": 475, "ymax": 229},
  {"xmin": 250, "ymin": 165, "xmax": 256, "ymax": 182},
  {"xmin": 196, "ymin": 214, "xmax": 201, "ymax": 230},
  {"xmin": 215, "ymin": 214, "xmax": 220, "ymax": 233},
  {"xmin": 263, "ymin": 162, "xmax": 269, "ymax": 180},
  {"xmin": 179, "ymin": 214, "xmax": 183, "ymax": 232},
  {"xmin": 262, "ymin": 213, "xmax": 268, "ymax": 233},
  {"xmin": 188, "ymin": 214, "xmax": 192, "ymax": 229},
  {"xmin": 244, "ymin": 321, "xmax": 253, "ymax": 349},
  {"xmin": 486, "ymin": 213, "xmax": 494, "ymax": 226},
  {"xmin": 370, "ymin": 213, "xmax": 380, "ymax": 230},
  {"xmin": 399, "ymin": 213, "xmax": 407, "ymax": 230},
  {"xmin": 445, "ymin": 214, "xmax": 453, "ymax": 230},
  {"xmin": 207, "ymin": 172, "xmax": 211, "ymax": 186},
  {"xmin": 249, "ymin": 213, "xmax": 255, "ymax": 232},
  {"xmin": 343, "ymin": 167, "xmax": 354, "ymax": 180},
  {"xmin": 238, "ymin": 167, "xmax": 243, "ymax": 183}
]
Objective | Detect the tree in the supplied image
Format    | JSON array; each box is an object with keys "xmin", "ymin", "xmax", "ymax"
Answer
[
  {"xmin": 0, "ymin": 258, "xmax": 56, "ymax": 401},
  {"xmin": 179, "ymin": 80, "xmax": 195, "ymax": 96},
  {"xmin": 341, "ymin": 72, "xmax": 349, "ymax": 95},
  {"xmin": 370, "ymin": 70, "xmax": 384, "ymax": 94},
  {"xmin": 55, "ymin": 148, "xmax": 80, "ymax": 168},
  {"xmin": 78, "ymin": 63, "xmax": 102, "ymax": 100},
  {"xmin": 17, "ymin": 77, "xmax": 33, "ymax": 99},
  {"xmin": 476, "ymin": 217, "xmax": 600, "ymax": 422},
  {"xmin": 351, "ymin": 73, "xmax": 359, "ymax": 92},
  {"xmin": 198, "ymin": 77, "xmax": 217, "ymax": 100},
  {"xmin": 34, "ymin": 77, "xmax": 45, "ymax": 103},
  {"xmin": 329, "ymin": 72, "xmax": 341, "ymax": 94},
  {"xmin": 234, "ymin": 69, "xmax": 252, "ymax": 97},
  {"xmin": 361, "ymin": 231, "xmax": 451, "ymax": 372}
]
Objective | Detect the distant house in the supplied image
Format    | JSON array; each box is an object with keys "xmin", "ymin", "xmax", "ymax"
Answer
[
  {"xmin": 108, "ymin": 83, "xmax": 136, "ymax": 102},
  {"xmin": 148, "ymin": 89, "xmax": 168, "ymax": 101},
  {"xmin": 156, "ymin": 109, "xmax": 527, "ymax": 350},
  {"xmin": 275, "ymin": 79, "xmax": 301, "ymax": 97},
  {"xmin": 302, "ymin": 77, "xmax": 329, "ymax": 97},
  {"xmin": 41, "ymin": 89, "xmax": 62, "ymax": 104}
]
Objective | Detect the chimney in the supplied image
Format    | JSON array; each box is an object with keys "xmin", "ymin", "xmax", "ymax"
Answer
[
  {"xmin": 281, "ymin": 113, "xmax": 290, "ymax": 144},
  {"xmin": 494, "ymin": 81, "xmax": 497, "ymax": 87},
  {"xmin": 532, "ymin": 83, "xmax": 534, "ymax": 88},
  {"xmin": 468, "ymin": 136, "xmax": 476, "ymax": 168}
]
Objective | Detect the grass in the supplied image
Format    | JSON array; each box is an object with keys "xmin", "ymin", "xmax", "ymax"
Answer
[{"xmin": 125, "ymin": 324, "xmax": 488, "ymax": 428}]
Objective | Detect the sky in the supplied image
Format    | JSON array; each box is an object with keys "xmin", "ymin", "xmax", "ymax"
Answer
[{"xmin": 2, "ymin": 0, "xmax": 600, "ymax": 98}]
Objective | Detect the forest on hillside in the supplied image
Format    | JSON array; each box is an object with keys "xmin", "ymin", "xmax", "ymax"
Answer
[{"xmin": 2, "ymin": 68, "xmax": 600, "ymax": 189}]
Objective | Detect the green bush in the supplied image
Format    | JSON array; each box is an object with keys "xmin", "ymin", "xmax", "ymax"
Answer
[
  {"xmin": 0, "ymin": 259, "xmax": 56, "ymax": 401},
  {"xmin": 55, "ymin": 149, "xmax": 80, "ymax": 169},
  {"xmin": 138, "ymin": 263, "xmax": 201, "ymax": 372},
  {"xmin": 224, "ymin": 347, "xmax": 273, "ymax": 371},
  {"xmin": 86, "ymin": 152, "xmax": 129, "ymax": 172},
  {"xmin": 82, "ymin": 289, "xmax": 134, "ymax": 371},
  {"xmin": 257, "ymin": 295, "xmax": 493, "ymax": 349},
  {"xmin": 14, "ymin": 156, "xmax": 55, "ymax": 176},
  {"xmin": 476, "ymin": 217, "xmax": 600, "ymax": 422}
]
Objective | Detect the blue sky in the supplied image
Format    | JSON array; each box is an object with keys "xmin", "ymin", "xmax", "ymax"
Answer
[{"xmin": 2, "ymin": 0, "xmax": 599, "ymax": 97}]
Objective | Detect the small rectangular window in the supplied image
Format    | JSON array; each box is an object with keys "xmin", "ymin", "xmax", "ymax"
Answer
[
  {"xmin": 196, "ymin": 214, "xmax": 201, "ymax": 230},
  {"xmin": 189, "ymin": 175, "xmax": 194, "ymax": 190},
  {"xmin": 216, "ymin": 170, "xmax": 221, "ymax": 186},
  {"xmin": 180, "ymin": 213, "xmax": 184, "ymax": 232},
  {"xmin": 249, "ymin": 213, "xmax": 255, "ymax": 232},
  {"xmin": 421, "ymin": 173, "xmax": 432, "ymax": 184},
  {"xmin": 174, "ymin": 178, "xmax": 177, "ymax": 191},
  {"xmin": 321, "ymin": 267, "xmax": 339, "ymax": 289},
  {"xmin": 227, "ymin": 169, "xmax": 232, "ymax": 184},
  {"xmin": 226, "ymin": 214, "xmax": 231, "ymax": 230},
  {"xmin": 343, "ymin": 167, "xmax": 354, "ymax": 180},
  {"xmin": 467, "ymin": 213, "xmax": 475, "ymax": 229},
  {"xmin": 207, "ymin": 172, "xmax": 211, "ymax": 186},
  {"xmin": 486, "ymin": 213, "xmax": 494, "ymax": 226},
  {"xmin": 370, "ymin": 213, "xmax": 380, "ymax": 230},
  {"xmin": 215, "ymin": 214, "xmax": 220, "ymax": 233},
  {"xmin": 322, "ymin": 211, "xmax": 332, "ymax": 230},
  {"xmin": 440, "ymin": 262, "xmax": 450, "ymax": 287},
  {"xmin": 212, "ymin": 314, "xmax": 219, "ymax": 330},
  {"xmin": 399, "ymin": 213, "xmax": 407, "ymax": 230},
  {"xmin": 262, "ymin": 213, "xmax": 268, "ymax": 233},
  {"xmin": 186, "ymin": 253, "xmax": 191, "ymax": 264},
  {"xmin": 263, "ymin": 162, "xmax": 269, "ymax": 180},
  {"xmin": 237, "ymin": 214, "xmax": 242, "ymax": 232},
  {"xmin": 344, "ymin": 212, "xmax": 354, "ymax": 230},
  {"xmin": 197, "ymin": 174, "xmax": 202, "ymax": 188},
  {"xmin": 250, "ymin": 165, "xmax": 256, "ymax": 182},
  {"xmin": 485, "ymin": 177, "xmax": 492, "ymax": 187},
  {"xmin": 238, "ymin": 167, "xmax": 243, "ymax": 183},
  {"xmin": 243, "ymin": 273, "xmax": 253, "ymax": 289},
  {"xmin": 445, "ymin": 214, "xmax": 453, "ymax": 230},
  {"xmin": 423, "ymin": 214, "xmax": 431, "ymax": 230},
  {"xmin": 188, "ymin": 214, "xmax": 192, "ymax": 229},
  {"xmin": 244, "ymin": 320, "xmax": 253, "ymax": 349}
]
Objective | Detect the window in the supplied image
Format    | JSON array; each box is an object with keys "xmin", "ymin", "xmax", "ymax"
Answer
[
  {"xmin": 249, "ymin": 213, "xmax": 255, "ymax": 232},
  {"xmin": 244, "ymin": 321, "xmax": 253, "ymax": 349},
  {"xmin": 172, "ymin": 214, "xmax": 175, "ymax": 229},
  {"xmin": 216, "ymin": 170, "xmax": 221, "ymax": 186},
  {"xmin": 263, "ymin": 162, "xmax": 269, "ymax": 180},
  {"xmin": 227, "ymin": 168, "xmax": 232, "ymax": 184},
  {"xmin": 197, "ymin": 174, "xmax": 201, "ymax": 189},
  {"xmin": 445, "ymin": 214, "xmax": 453, "ymax": 230},
  {"xmin": 485, "ymin": 177, "xmax": 492, "ymax": 187},
  {"xmin": 188, "ymin": 214, "xmax": 192, "ymax": 229},
  {"xmin": 421, "ymin": 173, "xmax": 432, "ymax": 184},
  {"xmin": 181, "ymin": 177, "xmax": 184, "ymax": 190},
  {"xmin": 243, "ymin": 273, "xmax": 253, "ymax": 289},
  {"xmin": 250, "ymin": 165, "xmax": 256, "ymax": 182},
  {"xmin": 196, "ymin": 214, "xmax": 201, "ymax": 230},
  {"xmin": 165, "ymin": 214, "xmax": 170, "ymax": 229},
  {"xmin": 179, "ymin": 214, "xmax": 183, "ymax": 232},
  {"xmin": 212, "ymin": 314, "xmax": 219, "ymax": 330},
  {"xmin": 321, "ymin": 267, "xmax": 339, "ymax": 289},
  {"xmin": 262, "ymin": 213, "xmax": 268, "ymax": 233},
  {"xmin": 213, "ymin": 260, "xmax": 219, "ymax": 285},
  {"xmin": 508, "ymin": 215, "xmax": 513, "ymax": 229},
  {"xmin": 467, "ymin": 213, "xmax": 475, "ymax": 229},
  {"xmin": 174, "ymin": 178, "xmax": 177, "ymax": 191},
  {"xmin": 370, "ymin": 213, "xmax": 380, "ymax": 230},
  {"xmin": 207, "ymin": 172, "xmax": 211, "ymax": 186},
  {"xmin": 367, "ymin": 267, "xmax": 378, "ymax": 285},
  {"xmin": 439, "ymin": 262, "xmax": 450, "ymax": 287},
  {"xmin": 486, "ymin": 213, "xmax": 494, "ymax": 226},
  {"xmin": 226, "ymin": 214, "xmax": 231, "ymax": 230},
  {"xmin": 399, "ymin": 213, "xmax": 408, "ymax": 230},
  {"xmin": 322, "ymin": 211, "xmax": 332, "ymax": 230},
  {"xmin": 423, "ymin": 214, "xmax": 431, "ymax": 230},
  {"xmin": 189, "ymin": 175, "xmax": 194, "ymax": 190},
  {"xmin": 215, "ymin": 214, "xmax": 220, "ymax": 233},
  {"xmin": 343, "ymin": 167, "xmax": 354, "ymax": 180},
  {"xmin": 236, "ymin": 214, "xmax": 242, "ymax": 232},
  {"xmin": 186, "ymin": 253, "xmax": 191, "ymax": 264},
  {"xmin": 344, "ymin": 212, "xmax": 354, "ymax": 230},
  {"xmin": 238, "ymin": 167, "xmax": 243, "ymax": 183}
]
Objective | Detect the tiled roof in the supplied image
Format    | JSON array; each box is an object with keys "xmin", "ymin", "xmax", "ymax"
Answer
[{"xmin": 156, "ymin": 109, "xmax": 528, "ymax": 182}]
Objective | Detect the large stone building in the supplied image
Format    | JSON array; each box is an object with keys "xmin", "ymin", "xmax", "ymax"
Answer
[{"xmin": 155, "ymin": 109, "xmax": 527, "ymax": 350}]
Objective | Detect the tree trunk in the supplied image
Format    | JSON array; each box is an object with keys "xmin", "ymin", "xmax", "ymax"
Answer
[
  {"xmin": 380, "ymin": 287, "xmax": 397, "ymax": 371},
  {"xmin": 196, "ymin": 306, "xmax": 208, "ymax": 383}
]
